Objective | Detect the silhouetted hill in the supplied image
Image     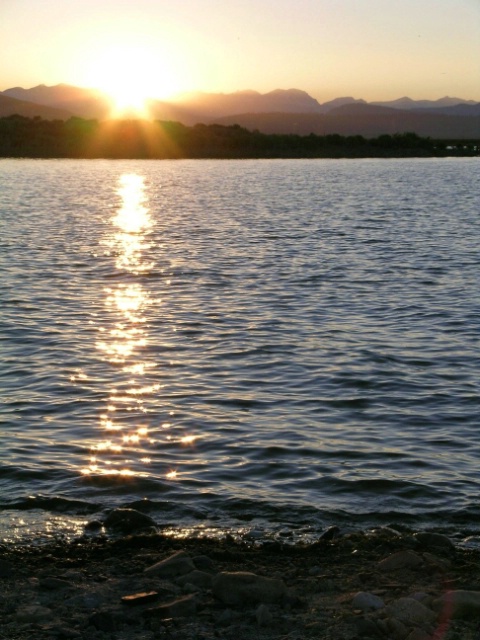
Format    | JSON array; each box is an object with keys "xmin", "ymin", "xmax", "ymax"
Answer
[
  {"xmin": 149, "ymin": 88, "xmax": 325, "ymax": 124},
  {"xmin": 0, "ymin": 94, "xmax": 73, "ymax": 119},
  {"xmin": 2, "ymin": 84, "xmax": 111, "ymax": 119},
  {"xmin": 212, "ymin": 103, "xmax": 480, "ymax": 139},
  {"xmin": 0, "ymin": 84, "xmax": 479, "ymax": 137},
  {"xmin": 371, "ymin": 96, "xmax": 478, "ymax": 110}
]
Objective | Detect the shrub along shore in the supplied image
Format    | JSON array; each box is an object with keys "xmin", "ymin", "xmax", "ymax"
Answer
[
  {"xmin": 2, "ymin": 510, "xmax": 480, "ymax": 640},
  {"xmin": 0, "ymin": 115, "xmax": 478, "ymax": 159}
]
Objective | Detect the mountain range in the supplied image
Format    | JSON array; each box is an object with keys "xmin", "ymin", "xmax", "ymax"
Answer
[{"xmin": 1, "ymin": 84, "xmax": 479, "ymax": 138}]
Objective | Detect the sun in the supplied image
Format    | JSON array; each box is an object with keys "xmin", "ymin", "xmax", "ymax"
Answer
[{"xmin": 86, "ymin": 45, "xmax": 182, "ymax": 117}]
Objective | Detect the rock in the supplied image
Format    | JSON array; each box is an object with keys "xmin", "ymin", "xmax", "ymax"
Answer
[
  {"xmin": 378, "ymin": 550, "xmax": 423, "ymax": 571},
  {"xmin": 212, "ymin": 571, "xmax": 286, "ymax": 605},
  {"xmin": 104, "ymin": 508, "xmax": 157, "ymax": 533},
  {"xmin": 413, "ymin": 532, "xmax": 455, "ymax": 551},
  {"xmin": 352, "ymin": 617, "xmax": 382, "ymax": 637},
  {"xmin": 146, "ymin": 594, "xmax": 196, "ymax": 618},
  {"xmin": 256, "ymin": 603, "xmax": 273, "ymax": 626},
  {"xmin": 320, "ymin": 525, "xmax": 340, "ymax": 541},
  {"xmin": 88, "ymin": 611, "xmax": 117, "ymax": 632},
  {"xmin": 144, "ymin": 550, "xmax": 195, "ymax": 578},
  {"xmin": 16, "ymin": 605, "xmax": 53, "ymax": 623},
  {"xmin": 433, "ymin": 590, "xmax": 480, "ymax": 619},
  {"xmin": 405, "ymin": 629, "xmax": 431, "ymax": 640},
  {"xmin": 176, "ymin": 570, "xmax": 213, "ymax": 589},
  {"xmin": 84, "ymin": 519, "xmax": 103, "ymax": 531},
  {"xmin": 386, "ymin": 597, "xmax": 436, "ymax": 627},
  {"xmin": 39, "ymin": 577, "xmax": 71, "ymax": 590},
  {"xmin": 351, "ymin": 591, "xmax": 385, "ymax": 611},
  {"xmin": 386, "ymin": 616, "xmax": 408, "ymax": 640},
  {"xmin": 193, "ymin": 555, "xmax": 214, "ymax": 571},
  {"xmin": 121, "ymin": 591, "xmax": 160, "ymax": 606},
  {"xmin": 422, "ymin": 552, "xmax": 451, "ymax": 570},
  {"xmin": 0, "ymin": 559, "xmax": 14, "ymax": 578}
]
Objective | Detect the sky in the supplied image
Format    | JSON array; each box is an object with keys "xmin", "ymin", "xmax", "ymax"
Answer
[{"xmin": 1, "ymin": 0, "xmax": 479, "ymax": 104}]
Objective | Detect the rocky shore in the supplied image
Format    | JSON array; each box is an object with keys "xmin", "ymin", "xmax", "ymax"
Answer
[{"xmin": 1, "ymin": 509, "xmax": 480, "ymax": 639}]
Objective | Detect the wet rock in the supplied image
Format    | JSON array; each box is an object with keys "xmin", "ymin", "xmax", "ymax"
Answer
[
  {"xmin": 104, "ymin": 508, "xmax": 157, "ymax": 533},
  {"xmin": 351, "ymin": 591, "xmax": 385, "ymax": 611},
  {"xmin": 84, "ymin": 519, "xmax": 103, "ymax": 532},
  {"xmin": 146, "ymin": 593, "xmax": 196, "ymax": 619},
  {"xmin": 320, "ymin": 525, "xmax": 340, "ymax": 541},
  {"xmin": 386, "ymin": 597, "xmax": 436, "ymax": 627},
  {"xmin": 256, "ymin": 603, "xmax": 273, "ymax": 626},
  {"xmin": 378, "ymin": 550, "xmax": 423, "ymax": 571},
  {"xmin": 144, "ymin": 550, "xmax": 195, "ymax": 578},
  {"xmin": 212, "ymin": 571, "xmax": 287, "ymax": 605},
  {"xmin": 413, "ymin": 532, "xmax": 455, "ymax": 551},
  {"xmin": 433, "ymin": 590, "xmax": 480, "ymax": 619}
]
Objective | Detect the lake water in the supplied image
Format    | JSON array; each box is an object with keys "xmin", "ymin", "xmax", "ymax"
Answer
[{"xmin": 1, "ymin": 157, "xmax": 479, "ymax": 544}]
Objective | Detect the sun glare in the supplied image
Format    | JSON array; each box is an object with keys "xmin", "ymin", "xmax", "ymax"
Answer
[{"xmin": 86, "ymin": 45, "xmax": 183, "ymax": 118}]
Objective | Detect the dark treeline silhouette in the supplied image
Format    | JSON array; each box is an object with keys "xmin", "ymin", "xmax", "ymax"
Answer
[{"xmin": 0, "ymin": 115, "xmax": 478, "ymax": 159}]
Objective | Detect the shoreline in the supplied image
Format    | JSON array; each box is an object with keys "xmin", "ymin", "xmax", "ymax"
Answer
[{"xmin": 2, "ymin": 518, "xmax": 480, "ymax": 639}]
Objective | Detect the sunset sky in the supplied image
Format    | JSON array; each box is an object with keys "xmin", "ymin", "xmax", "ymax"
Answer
[{"xmin": 1, "ymin": 0, "xmax": 479, "ymax": 103}]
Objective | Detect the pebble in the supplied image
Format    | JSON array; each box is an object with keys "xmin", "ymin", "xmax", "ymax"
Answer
[{"xmin": 212, "ymin": 571, "xmax": 287, "ymax": 605}]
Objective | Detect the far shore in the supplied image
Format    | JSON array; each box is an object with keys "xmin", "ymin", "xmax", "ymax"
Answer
[{"xmin": 0, "ymin": 115, "xmax": 478, "ymax": 160}]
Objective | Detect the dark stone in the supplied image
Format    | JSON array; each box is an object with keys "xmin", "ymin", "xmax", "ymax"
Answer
[
  {"xmin": 320, "ymin": 526, "xmax": 340, "ymax": 541},
  {"xmin": 103, "ymin": 508, "xmax": 157, "ymax": 533}
]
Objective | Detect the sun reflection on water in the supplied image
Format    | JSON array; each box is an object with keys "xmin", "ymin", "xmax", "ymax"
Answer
[
  {"xmin": 81, "ymin": 174, "xmax": 159, "ymax": 478},
  {"xmin": 79, "ymin": 173, "xmax": 198, "ymax": 481}
]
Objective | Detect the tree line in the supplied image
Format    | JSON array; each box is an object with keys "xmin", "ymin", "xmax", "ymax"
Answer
[{"xmin": 0, "ymin": 115, "xmax": 478, "ymax": 159}]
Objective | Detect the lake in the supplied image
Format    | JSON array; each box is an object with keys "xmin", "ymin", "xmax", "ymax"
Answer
[{"xmin": 0, "ymin": 157, "xmax": 479, "ymax": 544}]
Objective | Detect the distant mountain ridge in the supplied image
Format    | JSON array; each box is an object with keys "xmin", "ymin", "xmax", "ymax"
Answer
[{"xmin": 1, "ymin": 84, "xmax": 479, "ymax": 138}]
